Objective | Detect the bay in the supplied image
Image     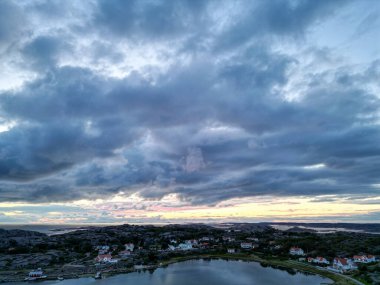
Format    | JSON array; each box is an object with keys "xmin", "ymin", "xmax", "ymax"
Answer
[{"xmin": 4, "ymin": 259, "xmax": 333, "ymax": 285}]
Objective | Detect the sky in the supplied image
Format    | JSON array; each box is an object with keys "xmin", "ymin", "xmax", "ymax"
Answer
[{"xmin": 0, "ymin": 0, "xmax": 380, "ymax": 224}]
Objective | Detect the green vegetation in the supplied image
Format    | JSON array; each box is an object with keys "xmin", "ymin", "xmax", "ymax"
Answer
[{"xmin": 1, "ymin": 224, "xmax": 379, "ymax": 284}]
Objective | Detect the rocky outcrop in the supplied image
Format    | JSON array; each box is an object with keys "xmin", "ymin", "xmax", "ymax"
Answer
[{"xmin": 0, "ymin": 229, "xmax": 47, "ymax": 247}]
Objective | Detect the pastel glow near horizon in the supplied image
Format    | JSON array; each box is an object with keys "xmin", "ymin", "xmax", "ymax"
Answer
[
  {"xmin": 2, "ymin": 195, "xmax": 380, "ymax": 224},
  {"xmin": 0, "ymin": 0, "xmax": 379, "ymax": 224}
]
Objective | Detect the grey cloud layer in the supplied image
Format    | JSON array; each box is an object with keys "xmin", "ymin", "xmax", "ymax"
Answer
[{"xmin": 0, "ymin": 0, "xmax": 379, "ymax": 204}]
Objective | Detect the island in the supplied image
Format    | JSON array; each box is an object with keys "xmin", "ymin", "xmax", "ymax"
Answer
[{"xmin": 0, "ymin": 223, "xmax": 379, "ymax": 284}]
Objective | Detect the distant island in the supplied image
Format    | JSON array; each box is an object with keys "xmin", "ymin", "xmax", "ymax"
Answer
[{"xmin": 265, "ymin": 222, "xmax": 380, "ymax": 234}]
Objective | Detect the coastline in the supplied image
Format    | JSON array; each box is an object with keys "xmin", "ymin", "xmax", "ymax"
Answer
[
  {"xmin": 157, "ymin": 254, "xmax": 364, "ymax": 285},
  {"xmin": 0, "ymin": 253, "xmax": 364, "ymax": 285}
]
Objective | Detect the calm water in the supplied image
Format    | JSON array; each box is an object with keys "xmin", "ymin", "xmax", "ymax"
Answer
[{"xmin": 5, "ymin": 259, "xmax": 333, "ymax": 285}]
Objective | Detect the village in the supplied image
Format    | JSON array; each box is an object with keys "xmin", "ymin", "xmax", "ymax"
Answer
[
  {"xmin": 22, "ymin": 241, "xmax": 379, "ymax": 282},
  {"xmin": 289, "ymin": 246, "xmax": 377, "ymax": 273},
  {"xmin": 93, "ymin": 242, "xmax": 377, "ymax": 275},
  {"xmin": 1, "ymin": 224, "xmax": 380, "ymax": 284}
]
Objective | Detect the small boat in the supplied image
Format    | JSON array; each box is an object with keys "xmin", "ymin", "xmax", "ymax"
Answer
[
  {"xmin": 94, "ymin": 271, "xmax": 102, "ymax": 279},
  {"xmin": 57, "ymin": 277, "xmax": 64, "ymax": 281}
]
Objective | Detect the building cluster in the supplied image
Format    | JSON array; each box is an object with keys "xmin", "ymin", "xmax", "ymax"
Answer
[
  {"xmin": 332, "ymin": 257, "xmax": 358, "ymax": 272},
  {"xmin": 14, "ymin": 223, "xmax": 380, "ymax": 279},
  {"xmin": 93, "ymin": 234, "xmax": 262, "ymax": 264},
  {"xmin": 95, "ymin": 244, "xmax": 135, "ymax": 264},
  {"xmin": 289, "ymin": 246, "xmax": 377, "ymax": 273},
  {"xmin": 331, "ymin": 255, "xmax": 376, "ymax": 272},
  {"xmin": 94, "ymin": 238, "xmax": 211, "ymax": 264}
]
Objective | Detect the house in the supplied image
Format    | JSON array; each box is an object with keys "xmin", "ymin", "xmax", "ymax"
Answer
[
  {"xmin": 28, "ymin": 268, "xmax": 45, "ymax": 278},
  {"xmin": 199, "ymin": 242, "xmax": 210, "ymax": 249},
  {"xmin": 177, "ymin": 243, "xmax": 193, "ymax": 250},
  {"xmin": 240, "ymin": 242, "xmax": 253, "ymax": 249},
  {"xmin": 367, "ymin": 255, "xmax": 376, "ymax": 262},
  {"xmin": 289, "ymin": 246, "xmax": 304, "ymax": 256},
  {"xmin": 200, "ymin": 237, "xmax": 211, "ymax": 242},
  {"xmin": 353, "ymin": 255, "xmax": 376, "ymax": 263},
  {"xmin": 333, "ymin": 258, "xmax": 357, "ymax": 271},
  {"xmin": 227, "ymin": 248, "xmax": 236, "ymax": 254},
  {"xmin": 315, "ymin": 257, "xmax": 329, "ymax": 264},
  {"xmin": 308, "ymin": 257, "xmax": 329, "ymax": 264},
  {"xmin": 95, "ymin": 245, "xmax": 110, "ymax": 251},
  {"xmin": 247, "ymin": 237, "xmax": 259, "ymax": 242},
  {"xmin": 168, "ymin": 245, "xmax": 176, "ymax": 251},
  {"xmin": 223, "ymin": 236, "xmax": 235, "ymax": 242},
  {"xmin": 119, "ymin": 250, "xmax": 131, "ymax": 258},
  {"xmin": 95, "ymin": 254, "xmax": 112, "ymax": 263},
  {"xmin": 149, "ymin": 244, "xmax": 162, "ymax": 251},
  {"xmin": 124, "ymin": 243, "xmax": 135, "ymax": 251},
  {"xmin": 185, "ymin": 239, "xmax": 198, "ymax": 246},
  {"xmin": 96, "ymin": 245, "xmax": 110, "ymax": 255}
]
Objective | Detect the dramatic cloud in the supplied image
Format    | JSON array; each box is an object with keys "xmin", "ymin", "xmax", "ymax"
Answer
[{"xmin": 0, "ymin": 0, "xmax": 379, "ymax": 222}]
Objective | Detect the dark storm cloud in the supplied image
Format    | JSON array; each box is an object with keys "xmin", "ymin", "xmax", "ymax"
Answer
[
  {"xmin": 0, "ymin": 120, "xmax": 134, "ymax": 181},
  {"xmin": 214, "ymin": 0, "xmax": 346, "ymax": 51},
  {"xmin": 94, "ymin": 0, "xmax": 210, "ymax": 39},
  {"xmin": 0, "ymin": 0, "xmax": 379, "ymax": 204},
  {"xmin": 0, "ymin": 0, "xmax": 24, "ymax": 49},
  {"xmin": 2, "ymin": 67, "xmax": 112, "ymax": 121},
  {"xmin": 22, "ymin": 36, "xmax": 70, "ymax": 70}
]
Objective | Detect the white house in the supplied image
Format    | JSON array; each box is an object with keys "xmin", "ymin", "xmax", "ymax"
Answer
[
  {"xmin": 308, "ymin": 256, "xmax": 329, "ymax": 264},
  {"xmin": 185, "ymin": 239, "xmax": 198, "ymax": 246},
  {"xmin": 353, "ymin": 255, "xmax": 376, "ymax": 263},
  {"xmin": 289, "ymin": 247, "xmax": 304, "ymax": 256},
  {"xmin": 28, "ymin": 268, "xmax": 45, "ymax": 278},
  {"xmin": 95, "ymin": 254, "xmax": 112, "ymax": 263},
  {"xmin": 177, "ymin": 243, "xmax": 193, "ymax": 251},
  {"xmin": 124, "ymin": 243, "xmax": 135, "ymax": 251},
  {"xmin": 96, "ymin": 245, "xmax": 110, "ymax": 251},
  {"xmin": 240, "ymin": 242, "xmax": 253, "ymax": 249},
  {"xmin": 96, "ymin": 245, "xmax": 110, "ymax": 255},
  {"xmin": 168, "ymin": 245, "xmax": 176, "ymax": 251},
  {"xmin": 227, "ymin": 248, "xmax": 236, "ymax": 254},
  {"xmin": 200, "ymin": 237, "xmax": 211, "ymax": 242},
  {"xmin": 333, "ymin": 258, "xmax": 357, "ymax": 271}
]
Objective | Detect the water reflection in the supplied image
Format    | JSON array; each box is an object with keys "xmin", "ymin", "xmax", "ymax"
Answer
[{"xmin": 4, "ymin": 259, "xmax": 333, "ymax": 285}]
